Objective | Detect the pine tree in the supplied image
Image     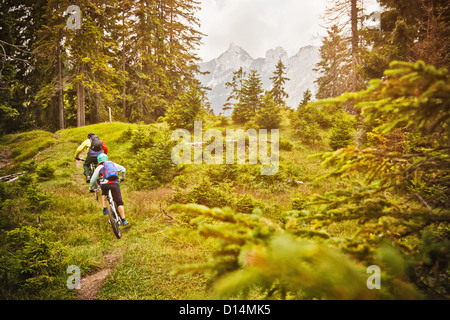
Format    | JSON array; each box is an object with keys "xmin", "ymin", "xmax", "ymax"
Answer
[
  {"xmin": 299, "ymin": 89, "xmax": 312, "ymax": 108},
  {"xmin": 33, "ymin": 0, "xmax": 67, "ymax": 130},
  {"xmin": 0, "ymin": 0, "xmax": 48, "ymax": 133},
  {"xmin": 223, "ymin": 67, "xmax": 246, "ymax": 115},
  {"xmin": 163, "ymin": 87, "xmax": 202, "ymax": 130},
  {"xmin": 328, "ymin": 112, "xmax": 356, "ymax": 150},
  {"xmin": 253, "ymin": 93, "xmax": 282, "ymax": 129},
  {"xmin": 124, "ymin": 0, "xmax": 204, "ymax": 123},
  {"xmin": 314, "ymin": 25, "xmax": 353, "ymax": 99},
  {"xmin": 232, "ymin": 69, "xmax": 263, "ymax": 124},
  {"xmin": 321, "ymin": 0, "xmax": 365, "ymax": 92},
  {"xmin": 377, "ymin": 0, "xmax": 450, "ymax": 68},
  {"xmin": 269, "ymin": 58, "xmax": 289, "ymax": 107},
  {"xmin": 309, "ymin": 61, "xmax": 450, "ymax": 297}
]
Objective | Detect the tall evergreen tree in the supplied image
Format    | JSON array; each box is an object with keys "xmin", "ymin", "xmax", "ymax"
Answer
[
  {"xmin": 314, "ymin": 25, "xmax": 353, "ymax": 99},
  {"xmin": 125, "ymin": 0, "xmax": 204, "ymax": 123},
  {"xmin": 232, "ymin": 69, "xmax": 263, "ymax": 124},
  {"xmin": 269, "ymin": 58, "xmax": 289, "ymax": 107},
  {"xmin": 0, "ymin": 0, "xmax": 48, "ymax": 133},
  {"xmin": 322, "ymin": 0, "xmax": 365, "ymax": 92},
  {"xmin": 377, "ymin": 0, "xmax": 450, "ymax": 68},
  {"xmin": 34, "ymin": 0, "xmax": 71, "ymax": 130},
  {"xmin": 223, "ymin": 67, "xmax": 245, "ymax": 115},
  {"xmin": 299, "ymin": 89, "xmax": 312, "ymax": 108},
  {"xmin": 1, "ymin": 0, "xmax": 205, "ymax": 131}
]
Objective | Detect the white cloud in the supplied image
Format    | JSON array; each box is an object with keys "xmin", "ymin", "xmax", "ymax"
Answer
[{"xmin": 197, "ymin": 0, "xmax": 329, "ymax": 61}]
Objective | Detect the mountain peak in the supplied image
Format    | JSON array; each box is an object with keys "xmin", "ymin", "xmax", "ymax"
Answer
[
  {"xmin": 213, "ymin": 43, "xmax": 253, "ymax": 73},
  {"xmin": 265, "ymin": 46, "xmax": 288, "ymax": 62},
  {"xmin": 198, "ymin": 44, "xmax": 320, "ymax": 114},
  {"xmin": 223, "ymin": 42, "xmax": 252, "ymax": 58}
]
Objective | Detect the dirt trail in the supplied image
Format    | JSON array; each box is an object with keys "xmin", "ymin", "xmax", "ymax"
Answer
[
  {"xmin": 76, "ymin": 253, "xmax": 121, "ymax": 300},
  {"xmin": 0, "ymin": 147, "xmax": 12, "ymax": 171}
]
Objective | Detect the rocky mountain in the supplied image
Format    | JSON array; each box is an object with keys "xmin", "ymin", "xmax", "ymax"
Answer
[{"xmin": 198, "ymin": 43, "xmax": 320, "ymax": 115}]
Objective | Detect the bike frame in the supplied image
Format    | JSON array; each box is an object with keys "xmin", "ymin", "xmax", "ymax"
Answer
[{"xmin": 106, "ymin": 189, "xmax": 122, "ymax": 239}]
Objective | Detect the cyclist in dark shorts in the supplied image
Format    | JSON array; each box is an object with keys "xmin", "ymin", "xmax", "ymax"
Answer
[
  {"xmin": 75, "ymin": 132, "xmax": 108, "ymax": 183},
  {"xmin": 89, "ymin": 153, "xmax": 129, "ymax": 226}
]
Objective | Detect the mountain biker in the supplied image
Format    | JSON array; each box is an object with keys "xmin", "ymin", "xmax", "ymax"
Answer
[
  {"xmin": 75, "ymin": 133, "xmax": 108, "ymax": 183},
  {"xmin": 89, "ymin": 153, "xmax": 129, "ymax": 226}
]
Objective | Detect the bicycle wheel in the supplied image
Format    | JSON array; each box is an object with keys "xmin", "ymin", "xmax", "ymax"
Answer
[
  {"xmin": 92, "ymin": 181, "xmax": 100, "ymax": 201},
  {"xmin": 107, "ymin": 204, "xmax": 122, "ymax": 239}
]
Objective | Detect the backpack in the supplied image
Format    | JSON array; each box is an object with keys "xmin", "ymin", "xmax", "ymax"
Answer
[
  {"xmin": 90, "ymin": 135, "xmax": 102, "ymax": 152},
  {"xmin": 103, "ymin": 161, "xmax": 118, "ymax": 181}
]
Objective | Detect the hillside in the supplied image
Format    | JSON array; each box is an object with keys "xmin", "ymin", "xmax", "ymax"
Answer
[
  {"xmin": 0, "ymin": 118, "xmax": 337, "ymax": 299},
  {"xmin": 0, "ymin": 85, "xmax": 448, "ymax": 301}
]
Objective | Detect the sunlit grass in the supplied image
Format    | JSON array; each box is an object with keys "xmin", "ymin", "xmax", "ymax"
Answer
[{"xmin": 0, "ymin": 120, "xmax": 371, "ymax": 299}]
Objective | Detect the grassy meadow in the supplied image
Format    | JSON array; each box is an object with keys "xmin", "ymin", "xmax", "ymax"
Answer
[{"xmin": 0, "ymin": 113, "xmax": 431, "ymax": 300}]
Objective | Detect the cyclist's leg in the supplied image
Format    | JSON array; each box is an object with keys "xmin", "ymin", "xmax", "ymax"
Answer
[
  {"xmin": 100, "ymin": 184, "xmax": 109, "ymax": 215},
  {"xmin": 83, "ymin": 160, "xmax": 90, "ymax": 179},
  {"xmin": 118, "ymin": 206, "xmax": 125, "ymax": 220},
  {"xmin": 110, "ymin": 183, "xmax": 125, "ymax": 220},
  {"xmin": 84, "ymin": 156, "xmax": 96, "ymax": 181}
]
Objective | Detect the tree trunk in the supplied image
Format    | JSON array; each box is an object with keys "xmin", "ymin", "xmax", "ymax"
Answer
[
  {"xmin": 76, "ymin": 63, "xmax": 85, "ymax": 127},
  {"xmin": 57, "ymin": 37, "xmax": 64, "ymax": 130},
  {"xmin": 122, "ymin": 9, "xmax": 127, "ymax": 119},
  {"xmin": 350, "ymin": 0, "xmax": 359, "ymax": 92}
]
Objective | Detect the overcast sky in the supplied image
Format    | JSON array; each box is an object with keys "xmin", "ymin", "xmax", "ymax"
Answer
[
  {"xmin": 196, "ymin": 0, "xmax": 381, "ymax": 62},
  {"xmin": 196, "ymin": 0, "xmax": 329, "ymax": 62}
]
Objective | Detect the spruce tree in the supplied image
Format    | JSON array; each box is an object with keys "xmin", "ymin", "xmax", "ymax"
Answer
[
  {"xmin": 0, "ymin": 0, "xmax": 47, "ymax": 133},
  {"xmin": 314, "ymin": 25, "xmax": 352, "ymax": 99},
  {"xmin": 232, "ymin": 69, "xmax": 263, "ymax": 124},
  {"xmin": 224, "ymin": 67, "xmax": 246, "ymax": 115},
  {"xmin": 253, "ymin": 93, "xmax": 282, "ymax": 130},
  {"xmin": 33, "ymin": 0, "xmax": 68, "ymax": 130},
  {"xmin": 299, "ymin": 89, "xmax": 312, "ymax": 107},
  {"xmin": 269, "ymin": 58, "xmax": 289, "ymax": 107}
]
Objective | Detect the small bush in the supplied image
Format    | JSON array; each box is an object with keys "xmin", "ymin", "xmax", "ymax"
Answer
[
  {"xmin": 279, "ymin": 138, "xmax": 293, "ymax": 151},
  {"xmin": 26, "ymin": 182, "xmax": 52, "ymax": 212},
  {"xmin": 291, "ymin": 197, "xmax": 306, "ymax": 210},
  {"xmin": 36, "ymin": 163, "xmax": 55, "ymax": 180},
  {"xmin": 329, "ymin": 112, "xmax": 356, "ymax": 150},
  {"xmin": 235, "ymin": 194, "xmax": 266, "ymax": 214},
  {"xmin": 0, "ymin": 226, "xmax": 65, "ymax": 297},
  {"xmin": 129, "ymin": 129, "xmax": 176, "ymax": 189},
  {"xmin": 20, "ymin": 160, "xmax": 38, "ymax": 173}
]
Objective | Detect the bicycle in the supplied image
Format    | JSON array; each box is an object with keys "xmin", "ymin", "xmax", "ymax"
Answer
[
  {"xmin": 75, "ymin": 157, "xmax": 101, "ymax": 201},
  {"xmin": 106, "ymin": 188, "xmax": 122, "ymax": 239}
]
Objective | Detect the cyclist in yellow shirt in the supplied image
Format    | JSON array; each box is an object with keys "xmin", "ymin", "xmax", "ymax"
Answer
[{"xmin": 75, "ymin": 133, "xmax": 108, "ymax": 183}]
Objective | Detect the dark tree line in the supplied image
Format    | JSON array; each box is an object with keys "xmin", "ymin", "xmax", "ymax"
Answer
[{"xmin": 0, "ymin": 0, "xmax": 206, "ymax": 134}]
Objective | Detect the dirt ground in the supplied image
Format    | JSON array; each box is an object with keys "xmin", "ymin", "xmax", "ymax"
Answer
[{"xmin": 75, "ymin": 253, "xmax": 121, "ymax": 300}]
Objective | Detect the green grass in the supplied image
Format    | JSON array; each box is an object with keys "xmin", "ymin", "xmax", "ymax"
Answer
[
  {"xmin": 0, "ymin": 130, "xmax": 57, "ymax": 174},
  {"xmin": 0, "ymin": 120, "xmax": 362, "ymax": 300}
]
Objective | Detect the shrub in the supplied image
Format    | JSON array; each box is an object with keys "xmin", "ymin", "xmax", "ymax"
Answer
[
  {"xmin": 235, "ymin": 195, "xmax": 255, "ymax": 213},
  {"xmin": 183, "ymin": 180, "xmax": 234, "ymax": 208},
  {"xmin": 129, "ymin": 130, "xmax": 176, "ymax": 189},
  {"xmin": 291, "ymin": 197, "xmax": 306, "ymax": 210},
  {"xmin": 253, "ymin": 93, "xmax": 282, "ymax": 129},
  {"xmin": 329, "ymin": 112, "xmax": 356, "ymax": 150},
  {"xmin": 279, "ymin": 138, "xmax": 293, "ymax": 151},
  {"xmin": 129, "ymin": 126, "xmax": 157, "ymax": 152},
  {"xmin": 20, "ymin": 160, "xmax": 38, "ymax": 173},
  {"xmin": 235, "ymin": 194, "xmax": 265, "ymax": 214},
  {"xmin": 26, "ymin": 182, "xmax": 52, "ymax": 212},
  {"xmin": 0, "ymin": 226, "xmax": 65, "ymax": 296},
  {"xmin": 36, "ymin": 163, "xmax": 55, "ymax": 180}
]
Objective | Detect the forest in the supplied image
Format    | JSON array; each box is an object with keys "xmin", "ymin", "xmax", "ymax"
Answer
[{"xmin": 0, "ymin": 0, "xmax": 449, "ymax": 301}]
